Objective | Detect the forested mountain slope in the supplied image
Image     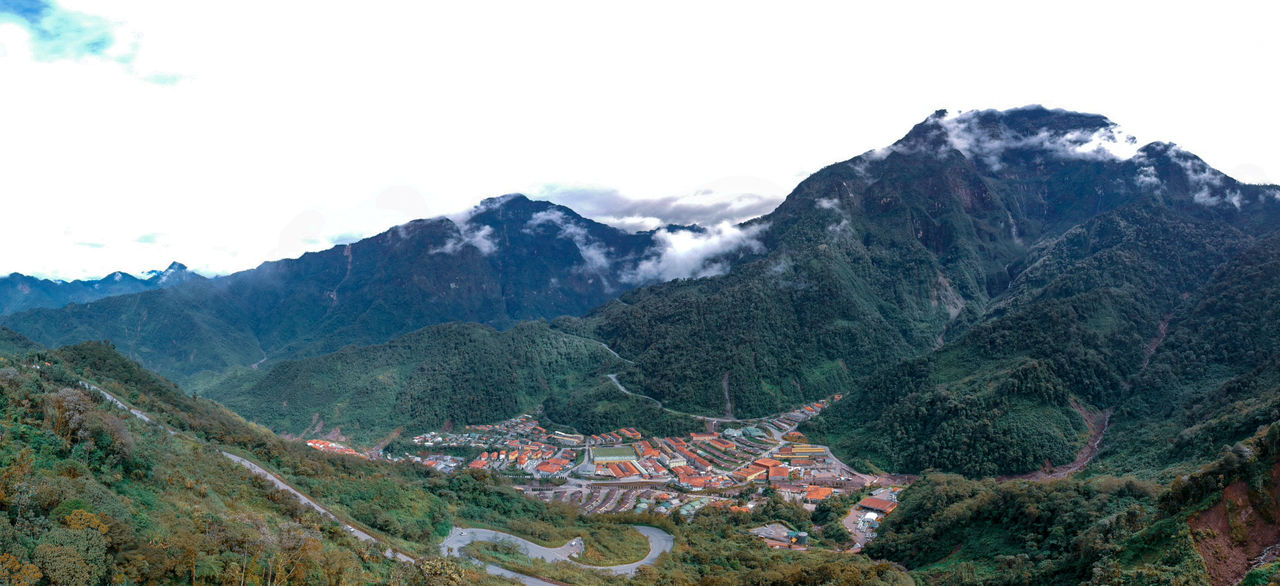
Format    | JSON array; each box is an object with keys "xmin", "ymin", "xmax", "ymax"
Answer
[
  {"xmin": 198, "ymin": 108, "xmax": 1280, "ymax": 467},
  {"xmin": 2, "ymin": 196, "xmax": 749, "ymax": 386},
  {"xmin": 0, "ymin": 340, "xmax": 913, "ymax": 585},
  {"xmin": 582, "ymin": 107, "xmax": 1280, "ymax": 422}
]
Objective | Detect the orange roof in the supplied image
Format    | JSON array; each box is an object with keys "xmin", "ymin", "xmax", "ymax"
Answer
[
  {"xmin": 768, "ymin": 466, "xmax": 790, "ymax": 479},
  {"xmin": 536, "ymin": 462, "xmax": 561, "ymax": 474},
  {"xmin": 469, "ymin": 460, "xmax": 487, "ymax": 469},
  {"xmin": 858, "ymin": 497, "xmax": 898, "ymax": 513},
  {"xmin": 548, "ymin": 458, "xmax": 571, "ymax": 466},
  {"xmin": 805, "ymin": 486, "xmax": 834, "ymax": 501},
  {"xmin": 733, "ymin": 466, "xmax": 766, "ymax": 481},
  {"xmin": 754, "ymin": 458, "xmax": 783, "ymax": 468}
]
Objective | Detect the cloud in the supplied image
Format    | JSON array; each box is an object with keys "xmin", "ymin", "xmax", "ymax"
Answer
[
  {"xmin": 0, "ymin": 0, "xmax": 114, "ymax": 60},
  {"xmin": 1167, "ymin": 147, "xmax": 1232, "ymax": 207},
  {"xmin": 431, "ymin": 223, "xmax": 497, "ymax": 256},
  {"xmin": 1135, "ymin": 165, "xmax": 1161, "ymax": 188},
  {"xmin": 524, "ymin": 209, "xmax": 612, "ymax": 273},
  {"xmin": 933, "ymin": 108, "xmax": 1142, "ymax": 172},
  {"xmin": 537, "ymin": 185, "xmax": 782, "ymax": 233},
  {"xmin": 622, "ymin": 222, "xmax": 768, "ymax": 284}
]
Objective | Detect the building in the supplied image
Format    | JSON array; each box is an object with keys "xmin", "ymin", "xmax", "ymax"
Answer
[
  {"xmin": 593, "ymin": 446, "xmax": 639, "ymax": 463},
  {"xmin": 858, "ymin": 497, "xmax": 898, "ymax": 514},
  {"xmin": 742, "ymin": 427, "xmax": 769, "ymax": 439},
  {"xmin": 709, "ymin": 438, "xmax": 737, "ymax": 452},
  {"xmin": 733, "ymin": 465, "xmax": 767, "ymax": 483},
  {"xmin": 804, "ymin": 486, "xmax": 834, "ymax": 502},
  {"xmin": 552, "ymin": 429, "xmax": 586, "ymax": 445}
]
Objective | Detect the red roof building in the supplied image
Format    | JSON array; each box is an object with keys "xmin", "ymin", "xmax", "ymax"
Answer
[{"xmin": 858, "ymin": 497, "xmax": 898, "ymax": 514}]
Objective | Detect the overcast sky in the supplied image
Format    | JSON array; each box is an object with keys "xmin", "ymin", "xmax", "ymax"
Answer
[{"xmin": 2, "ymin": 1, "xmax": 1277, "ymax": 280}]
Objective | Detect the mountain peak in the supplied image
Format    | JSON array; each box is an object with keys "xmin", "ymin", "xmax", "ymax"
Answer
[{"xmin": 888, "ymin": 105, "xmax": 1141, "ymax": 171}]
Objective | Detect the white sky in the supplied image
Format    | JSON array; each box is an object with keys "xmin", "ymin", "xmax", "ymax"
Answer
[{"xmin": 1, "ymin": 1, "xmax": 1277, "ymax": 280}]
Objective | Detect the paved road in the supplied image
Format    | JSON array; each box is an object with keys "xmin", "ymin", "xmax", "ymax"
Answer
[
  {"xmin": 440, "ymin": 524, "xmax": 674, "ymax": 579},
  {"xmin": 606, "ymin": 374, "xmax": 742, "ymax": 423},
  {"xmin": 86, "ymin": 381, "xmax": 414, "ymax": 563}
]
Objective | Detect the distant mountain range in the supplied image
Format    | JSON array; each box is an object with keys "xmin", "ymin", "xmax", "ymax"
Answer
[
  {"xmin": 0, "ymin": 261, "xmax": 201, "ymax": 315},
  {"xmin": 6, "ymin": 105, "xmax": 1280, "ymax": 585},
  {"xmin": 0, "ymin": 196, "xmax": 762, "ymax": 383},
  {"xmin": 6, "ymin": 106, "xmax": 1280, "ymax": 483}
]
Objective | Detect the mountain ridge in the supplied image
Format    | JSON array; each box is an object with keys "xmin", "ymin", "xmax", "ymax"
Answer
[{"xmin": 0, "ymin": 261, "xmax": 201, "ymax": 316}]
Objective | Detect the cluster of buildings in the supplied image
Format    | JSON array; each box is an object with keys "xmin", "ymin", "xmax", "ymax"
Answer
[
  {"xmin": 412, "ymin": 414, "xmax": 556, "ymax": 448},
  {"xmin": 305, "ymin": 439, "xmax": 366, "ymax": 458},
  {"xmin": 407, "ymin": 454, "xmax": 464, "ymax": 474},
  {"xmin": 467, "ymin": 443, "xmax": 578, "ymax": 477},
  {"xmin": 759, "ymin": 397, "xmax": 840, "ymax": 436},
  {"xmin": 846, "ymin": 487, "xmax": 902, "ymax": 551}
]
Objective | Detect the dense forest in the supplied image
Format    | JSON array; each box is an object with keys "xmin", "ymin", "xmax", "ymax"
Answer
[{"xmin": 204, "ymin": 320, "xmax": 639, "ymax": 443}]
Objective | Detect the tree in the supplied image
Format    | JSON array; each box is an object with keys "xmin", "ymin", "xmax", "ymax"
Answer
[
  {"xmin": 824, "ymin": 523, "xmax": 852, "ymax": 546},
  {"xmin": 0, "ymin": 553, "xmax": 42, "ymax": 586}
]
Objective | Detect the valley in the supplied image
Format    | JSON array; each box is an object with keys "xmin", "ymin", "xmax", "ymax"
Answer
[{"xmin": 4, "ymin": 106, "xmax": 1280, "ymax": 584}]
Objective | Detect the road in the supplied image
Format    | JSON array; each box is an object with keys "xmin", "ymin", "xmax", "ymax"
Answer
[
  {"xmin": 84, "ymin": 381, "xmax": 414, "ymax": 564},
  {"xmin": 440, "ymin": 525, "xmax": 674, "ymax": 579},
  {"xmin": 605, "ymin": 374, "xmax": 742, "ymax": 423}
]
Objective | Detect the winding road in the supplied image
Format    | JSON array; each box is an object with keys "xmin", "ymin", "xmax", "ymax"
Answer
[
  {"xmin": 83, "ymin": 381, "xmax": 414, "ymax": 563},
  {"xmin": 440, "ymin": 525, "xmax": 674, "ymax": 584},
  {"xmin": 606, "ymin": 374, "xmax": 742, "ymax": 423}
]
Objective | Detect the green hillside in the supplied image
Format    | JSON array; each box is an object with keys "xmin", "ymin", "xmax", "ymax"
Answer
[
  {"xmin": 0, "ymin": 325, "xmax": 40, "ymax": 356},
  {"xmin": 204, "ymin": 320, "xmax": 694, "ymax": 443},
  {"xmin": 803, "ymin": 200, "xmax": 1252, "ymax": 476},
  {"xmin": 0, "ymin": 344, "xmax": 493, "ymax": 585},
  {"xmin": 1, "ymin": 340, "xmax": 915, "ymax": 585},
  {"xmin": 581, "ymin": 109, "xmax": 1280, "ymax": 423}
]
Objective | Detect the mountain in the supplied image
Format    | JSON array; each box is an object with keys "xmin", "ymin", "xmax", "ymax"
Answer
[
  {"xmin": 0, "ymin": 339, "xmax": 912, "ymax": 585},
  {"xmin": 0, "ymin": 325, "xmax": 39, "ymax": 356},
  {"xmin": 185, "ymin": 107, "xmax": 1280, "ymax": 472},
  {"xmin": 0, "ymin": 262, "xmax": 201, "ymax": 316},
  {"xmin": 0, "ymin": 196, "xmax": 761, "ymax": 386},
  {"xmin": 583, "ymin": 108, "xmax": 1280, "ymax": 420}
]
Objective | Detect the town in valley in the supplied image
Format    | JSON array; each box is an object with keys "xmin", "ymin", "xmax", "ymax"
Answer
[{"xmin": 306, "ymin": 392, "xmax": 906, "ymax": 552}]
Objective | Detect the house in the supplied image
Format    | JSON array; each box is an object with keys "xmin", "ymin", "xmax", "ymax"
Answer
[
  {"xmin": 858, "ymin": 497, "xmax": 898, "ymax": 514},
  {"xmin": 709, "ymin": 438, "xmax": 737, "ymax": 452},
  {"xmin": 552, "ymin": 431, "xmax": 584, "ymax": 445},
  {"xmin": 768, "ymin": 466, "xmax": 791, "ymax": 483},
  {"xmin": 804, "ymin": 486, "xmax": 834, "ymax": 502},
  {"xmin": 733, "ymin": 465, "xmax": 767, "ymax": 483},
  {"xmin": 754, "ymin": 458, "xmax": 783, "ymax": 469}
]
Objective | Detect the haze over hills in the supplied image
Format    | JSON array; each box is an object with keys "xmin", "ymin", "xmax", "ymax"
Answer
[{"xmin": 0, "ymin": 262, "xmax": 201, "ymax": 316}]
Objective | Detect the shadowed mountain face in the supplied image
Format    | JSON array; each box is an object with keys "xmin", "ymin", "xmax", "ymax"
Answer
[
  {"xmin": 0, "ymin": 195, "xmax": 764, "ymax": 382},
  {"xmin": 0, "ymin": 262, "xmax": 201, "ymax": 316},
  {"xmin": 583, "ymin": 107, "xmax": 1280, "ymax": 423}
]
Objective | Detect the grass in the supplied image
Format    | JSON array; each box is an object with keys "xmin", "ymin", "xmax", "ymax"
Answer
[
  {"xmin": 457, "ymin": 516, "xmax": 651, "ymax": 565},
  {"xmin": 573, "ymin": 524, "xmax": 651, "ymax": 566},
  {"xmin": 462, "ymin": 541, "xmax": 615, "ymax": 586}
]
